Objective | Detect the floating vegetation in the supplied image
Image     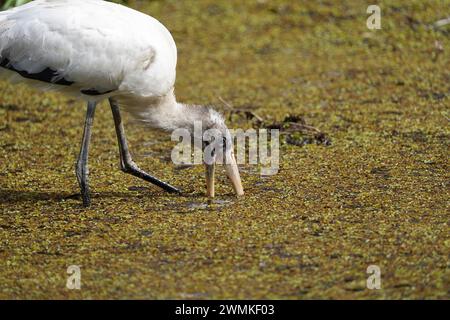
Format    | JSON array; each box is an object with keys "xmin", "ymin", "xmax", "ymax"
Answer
[{"xmin": 0, "ymin": 0, "xmax": 448, "ymax": 300}]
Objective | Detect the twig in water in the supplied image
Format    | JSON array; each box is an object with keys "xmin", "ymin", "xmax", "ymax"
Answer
[
  {"xmin": 218, "ymin": 96, "xmax": 264, "ymax": 123},
  {"xmin": 433, "ymin": 17, "xmax": 450, "ymax": 29}
]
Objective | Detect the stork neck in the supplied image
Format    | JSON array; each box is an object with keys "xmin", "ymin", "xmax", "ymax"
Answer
[
  {"xmin": 119, "ymin": 90, "xmax": 224, "ymax": 133},
  {"xmin": 134, "ymin": 91, "xmax": 214, "ymax": 133},
  {"xmin": 151, "ymin": 101, "xmax": 196, "ymax": 132}
]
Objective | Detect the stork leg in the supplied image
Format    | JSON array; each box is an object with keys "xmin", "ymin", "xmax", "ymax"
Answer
[
  {"xmin": 109, "ymin": 98, "xmax": 180, "ymax": 194},
  {"xmin": 76, "ymin": 101, "xmax": 97, "ymax": 207}
]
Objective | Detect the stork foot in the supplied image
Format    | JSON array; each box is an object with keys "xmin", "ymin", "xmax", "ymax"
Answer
[
  {"xmin": 76, "ymin": 161, "xmax": 92, "ymax": 207},
  {"xmin": 121, "ymin": 160, "xmax": 181, "ymax": 194},
  {"xmin": 81, "ymin": 189, "xmax": 91, "ymax": 207},
  {"xmin": 75, "ymin": 101, "xmax": 96, "ymax": 208}
]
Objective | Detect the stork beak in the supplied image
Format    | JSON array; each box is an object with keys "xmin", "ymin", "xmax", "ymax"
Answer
[
  {"xmin": 205, "ymin": 163, "xmax": 215, "ymax": 198},
  {"xmin": 225, "ymin": 152, "xmax": 244, "ymax": 197},
  {"xmin": 205, "ymin": 152, "xmax": 244, "ymax": 198}
]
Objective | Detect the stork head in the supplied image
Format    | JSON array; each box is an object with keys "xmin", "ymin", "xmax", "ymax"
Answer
[
  {"xmin": 198, "ymin": 107, "xmax": 244, "ymax": 198},
  {"xmin": 146, "ymin": 98, "xmax": 244, "ymax": 198}
]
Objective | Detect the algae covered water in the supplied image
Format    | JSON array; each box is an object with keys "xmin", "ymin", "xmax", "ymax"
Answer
[{"xmin": 0, "ymin": 0, "xmax": 448, "ymax": 299}]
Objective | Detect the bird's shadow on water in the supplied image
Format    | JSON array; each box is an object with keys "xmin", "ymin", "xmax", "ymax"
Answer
[
  {"xmin": 0, "ymin": 189, "xmax": 64, "ymax": 205},
  {"xmin": 0, "ymin": 187, "xmax": 238, "ymax": 212},
  {"xmin": 0, "ymin": 188, "xmax": 167, "ymax": 206}
]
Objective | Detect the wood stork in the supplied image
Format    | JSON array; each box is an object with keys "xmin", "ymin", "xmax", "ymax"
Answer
[{"xmin": 0, "ymin": 0, "xmax": 244, "ymax": 207}]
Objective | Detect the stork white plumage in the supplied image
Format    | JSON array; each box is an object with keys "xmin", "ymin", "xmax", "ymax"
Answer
[{"xmin": 0, "ymin": 0, "xmax": 244, "ymax": 206}]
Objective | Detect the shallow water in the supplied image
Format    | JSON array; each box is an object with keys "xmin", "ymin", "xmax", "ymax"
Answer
[{"xmin": 0, "ymin": 0, "xmax": 448, "ymax": 299}]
